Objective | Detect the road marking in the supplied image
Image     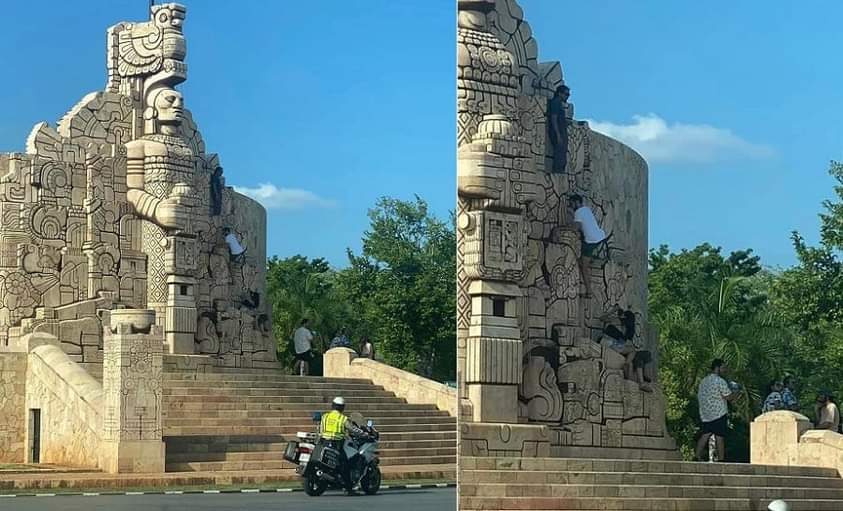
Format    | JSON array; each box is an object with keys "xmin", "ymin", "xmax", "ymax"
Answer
[
  {"xmin": 405, "ymin": 484, "xmax": 422, "ymax": 489},
  {"xmin": 202, "ymin": 490, "xmax": 220, "ymax": 494},
  {"xmin": 165, "ymin": 491, "xmax": 183, "ymax": 495},
  {"xmin": 125, "ymin": 492, "xmax": 145, "ymax": 495},
  {"xmin": 241, "ymin": 489, "xmax": 260, "ymax": 493},
  {"xmin": 83, "ymin": 492, "xmax": 100, "ymax": 496},
  {"xmin": 435, "ymin": 483, "xmax": 448, "ymax": 488},
  {"xmin": 0, "ymin": 495, "xmax": 16, "ymax": 498},
  {"xmin": 276, "ymin": 488, "xmax": 294, "ymax": 492},
  {"xmin": 35, "ymin": 493, "xmax": 56, "ymax": 497}
]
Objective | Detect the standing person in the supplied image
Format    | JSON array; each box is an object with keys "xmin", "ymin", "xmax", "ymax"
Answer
[
  {"xmin": 695, "ymin": 358, "xmax": 741, "ymax": 462},
  {"xmin": 781, "ymin": 376, "xmax": 799, "ymax": 411},
  {"xmin": 814, "ymin": 391, "xmax": 840, "ymax": 431},
  {"xmin": 571, "ymin": 194, "xmax": 608, "ymax": 296},
  {"xmin": 761, "ymin": 380, "xmax": 785, "ymax": 414},
  {"xmin": 360, "ymin": 336, "xmax": 375, "ymax": 360},
  {"xmin": 293, "ymin": 318, "xmax": 315, "ymax": 376},
  {"xmin": 547, "ymin": 85, "xmax": 570, "ymax": 174}
]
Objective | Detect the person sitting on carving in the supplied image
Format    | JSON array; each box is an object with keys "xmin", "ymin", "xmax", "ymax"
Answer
[
  {"xmin": 571, "ymin": 194, "xmax": 608, "ymax": 296},
  {"xmin": 601, "ymin": 308, "xmax": 652, "ymax": 392},
  {"xmin": 223, "ymin": 228, "xmax": 247, "ymax": 263},
  {"xmin": 329, "ymin": 329, "xmax": 353, "ymax": 350}
]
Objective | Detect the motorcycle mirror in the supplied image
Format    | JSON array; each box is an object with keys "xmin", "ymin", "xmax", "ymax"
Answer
[
  {"xmin": 312, "ymin": 412, "xmax": 321, "ymax": 422},
  {"xmin": 367, "ymin": 419, "xmax": 374, "ymax": 428}
]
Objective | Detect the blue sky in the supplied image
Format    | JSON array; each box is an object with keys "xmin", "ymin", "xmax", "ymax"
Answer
[
  {"xmin": 0, "ymin": 1, "xmax": 454, "ymax": 267},
  {"xmin": 522, "ymin": 0, "xmax": 843, "ymax": 267}
]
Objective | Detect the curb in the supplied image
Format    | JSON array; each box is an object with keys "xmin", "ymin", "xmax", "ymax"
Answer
[{"xmin": 0, "ymin": 482, "xmax": 456, "ymax": 499}]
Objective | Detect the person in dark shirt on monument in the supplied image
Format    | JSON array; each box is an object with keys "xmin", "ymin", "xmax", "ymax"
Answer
[{"xmin": 602, "ymin": 308, "xmax": 653, "ymax": 392}]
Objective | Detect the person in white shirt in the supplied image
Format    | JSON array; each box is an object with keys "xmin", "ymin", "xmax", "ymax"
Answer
[
  {"xmin": 814, "ymin": 391, "xmax": 840, "ymax": 432},
  {"xmin": 359, "ymin": 336, "xmax": 375, "ymax": 360},
  {"xmin": 223, "ymin": 228, "xmax": 247, "ymax": 262},
  {"xmin": 695, "ymin": 358, "xmax": 741, "ymax": 461},
  {"xmin": 571, "ymin": 194, "xmax": 608, "ymax": 295},
  {"xmin": 293, "ymin": 318, "xmax": 315, "ymax": 376}
]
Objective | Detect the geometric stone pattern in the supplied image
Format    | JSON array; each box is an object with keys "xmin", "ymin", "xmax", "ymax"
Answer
[
  {"xmin": 0, "ymin": 352, "xmax": 26, "ymax": 462},
  {"xmin": 100, "ymin": 309, "xmax": 165, "ymax": 473},
  {"xmin": 0, "ymin": 4, "xmax": 275, "ymax": 369},
  {"xmin": 457, "ymin": 0, "xmax": 674, "ymax": 454}
]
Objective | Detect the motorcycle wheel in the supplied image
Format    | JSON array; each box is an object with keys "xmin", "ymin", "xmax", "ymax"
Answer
[
  {"xmin": 361, "ymin": 465, "xmax": 382, "ymax": 495},
  {"xmin": 303, "ymin": 473, "xmax": 328, "ymax": 496}
]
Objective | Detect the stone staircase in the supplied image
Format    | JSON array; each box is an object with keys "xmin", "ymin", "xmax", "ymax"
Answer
[
  {"xmin": 162, "ymin": 369, "xmax": 456, "ymax": 475},
  {"xmin": 459, "ymin": 457, "xmax": 843, "ymax": 510}
]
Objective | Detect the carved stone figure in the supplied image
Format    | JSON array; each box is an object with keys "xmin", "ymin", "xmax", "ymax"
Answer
[{"xmin": 0, "ymin": 3, "xmax": 276, "ymax": 370}]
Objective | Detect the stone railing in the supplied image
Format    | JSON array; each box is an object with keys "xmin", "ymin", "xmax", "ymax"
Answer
[
  {"xmin": 27, "ymin": 343, "xmax": 104, "ymax": 469},
  {"xmin": 751, "ymin": 410, "xmax": 843, "ymax": 476},
  {"xmin": 323, "ymin": 348, "xmax": 457, "ymax": 416}
]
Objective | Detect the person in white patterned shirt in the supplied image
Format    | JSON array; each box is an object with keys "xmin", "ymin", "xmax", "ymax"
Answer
[{"xmin": 695, "ymin": 358, "xmax": 741, "ymax": 461}]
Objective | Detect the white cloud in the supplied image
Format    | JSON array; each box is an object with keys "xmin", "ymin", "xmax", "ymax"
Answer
[
  {"xmin": 585, "ymin": 113, "xmax": 774, "ymax": 165},
  {"xmin": 233, "ymin": 183, "xmax": 335, "ymax": 210}
]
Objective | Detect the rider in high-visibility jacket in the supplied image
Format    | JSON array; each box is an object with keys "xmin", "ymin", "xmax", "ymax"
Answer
[{"xmin": 319, "ymin": 396, "xmax": 366, "ymax": 494}]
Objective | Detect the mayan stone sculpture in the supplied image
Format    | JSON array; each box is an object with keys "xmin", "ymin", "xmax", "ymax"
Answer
[
  {"xmin": 0, "ymin": 3, "xmax": 275, "ymax": 370},
  {"xmin": 457, "ymin": 0, "xmax": 676, "ymax": 458}
]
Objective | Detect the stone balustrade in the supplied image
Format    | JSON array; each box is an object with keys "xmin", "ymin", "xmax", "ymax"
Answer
[{"xmin": 751, "ymin": 410, "xmax": 843, "ymax": 476}]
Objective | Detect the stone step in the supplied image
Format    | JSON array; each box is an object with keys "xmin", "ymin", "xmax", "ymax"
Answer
[
  {"xmin": 458, "ymin": 496, "xmax": 843, "ymax": 511},
  {"xmin": 163, "ymin": 431, "xmax": 455, "ymax": 447},
  {"xmin": 163, "ymin": 423, "xmax": 456, "ymax": 436},
  {"xmin": 164, "ymin": 380, "xmax": 386, "ymax": 391},
  {"xmin": 461, "ymin": 457, "xmax": 841, "ymax": 479},
  {"xmin": 163, "ymin": 387, "xmax": 396, "ymax": 398},
  {"xmin": 459, "ymin": 469, "xmax": 843, "ymax": 489},
  {"xmin": 165, "ymin": 454, "xmax": 455, "ymax": 473},
  {"xmin": 162, "ymin": 394, "xmax": 408, "ymax": 404},
  {"xmin": 163, "ymin": 400, "xmax": 438, "ymax": 411},
  {"xmin": 460, "ymin": 482, "xmax": 843, "ymax": 499},
  {"xmin": 165, "ymin": 438, "xmax": 455, "ymax": 456},
  {"xmin": 162, "ymin": 408, "xmax": 450, "ymax": 419},
  {"xmin": 163, "ymin": 416, "xmax": 456, "ymax": 428},
  {"xmin": 163, "ymin": 373, "xmax": 369, "ymax": 384},
  {"xmin": 165, "ymin": 445, "xmax": 456, "ymax": 463}
]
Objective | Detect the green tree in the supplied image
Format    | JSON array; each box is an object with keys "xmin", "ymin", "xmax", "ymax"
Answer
[
  {"xmin": 770, "ymin": 160, "xmax": 843, "ymax": 414},
  {"xmin": 266, "ymin": 255, "xmax": 351, "ymax": 374},
  {"xmin": 649, "ymin": 244, "xmax": 792, "ymax": 461},
  {"xmin": 336, "ymin": 196, "xmax": 456, "ymax": 381}
]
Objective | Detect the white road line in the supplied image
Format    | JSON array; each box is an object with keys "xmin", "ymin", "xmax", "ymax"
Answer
[
  {"xmin": 82, "ymin": 492, "xmax": 100, "ymax": 496},
  {"xmin": 203, "ymin": 490, "xmax": 220, "ymax": 494},
  {"xmin": 276, "ymin": 488, "xmax": 294, "ymax": 492},
  {"xmin": 405, "ymin": 484, "xmax": 422, "ymax": 489},
  {"xmin": 35, "ymin": 493, "xmax": 56, "ymax": 497},
  {"xmin": 435, "ymin": 483, "xmax": 448, "ymax": 487},
  {"xmin": 125, "ymin": 492, "xmax": 145, "ymax": 495},
  {"xmin": 165, "ymin": 491, "xmax": 183, "ymax": 495},
  {"xmin": 241, "ymin": 489, "xmax": 260, "ymax": 493}
]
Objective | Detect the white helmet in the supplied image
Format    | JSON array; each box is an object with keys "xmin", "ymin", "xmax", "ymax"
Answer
[
  {"xmin": 332, "ymin": 396, "xmax": 345, "ymax": 406},
  {"xmin": 768, "ymin": 500, "xmax": 790, "ymax": 511}
]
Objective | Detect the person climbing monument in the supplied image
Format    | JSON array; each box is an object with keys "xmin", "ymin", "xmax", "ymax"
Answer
[
  {"xmin": 601, "ymin": 308, "xmax": 653, "ymax": 392},
  {"xmin": 548, "ymin": 85, "xmax": 570, "ymax": 173},
  {"xmin": 570, "ymin": 194, "xmax": 608, "ymax": 295},
  {"xmin": 223, "ymin": 227, "xmax": 246, "ymax": 263}
]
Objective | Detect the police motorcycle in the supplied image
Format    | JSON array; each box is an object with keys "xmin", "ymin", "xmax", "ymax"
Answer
[{"xmin": 284, "ymin": 410, "xmax": 381, "ymax": 496}]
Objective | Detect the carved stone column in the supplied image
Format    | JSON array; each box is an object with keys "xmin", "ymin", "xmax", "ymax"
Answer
[{"xmin": 100, "ymin": 309, "xmax": 164, "ymax": 473}]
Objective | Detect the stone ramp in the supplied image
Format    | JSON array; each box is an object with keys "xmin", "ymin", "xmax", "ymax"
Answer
[
  {"xmin": 162, "ymin": 370, "xmax": 456, "ymax": 473},
  {"xmin": 459, "ymin": 457, "xmax": 843, "ymax": 510}
]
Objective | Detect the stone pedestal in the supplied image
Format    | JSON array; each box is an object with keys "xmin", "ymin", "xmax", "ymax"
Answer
[
  {"xmin": 100, "ymin": 309, "xmax": 165, "ymax": 473},
  {"xmin": 460, "ymin": 422, "xmax": 550, "ymax": 457},
  {"xmin": 750, "ymin": 410, "xmax": 811, "ymax": 467}
]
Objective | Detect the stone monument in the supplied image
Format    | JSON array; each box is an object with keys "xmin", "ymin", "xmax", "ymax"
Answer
[
  {"xmin": 457, "ymin": 0, "xmax": 676, "ymax": 459},
  {"xmin": 0, "ymin": 3, "xmax": 275, "ymax": 370}
]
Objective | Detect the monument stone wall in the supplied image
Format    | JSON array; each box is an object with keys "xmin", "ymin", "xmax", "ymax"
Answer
[
  {"xmin": 0, "ymin": 3, "xmax": 275, "ymax": 370},
  {"xmin": 457, "ymin": 0, "xmax": 675, "ymax": 458}
]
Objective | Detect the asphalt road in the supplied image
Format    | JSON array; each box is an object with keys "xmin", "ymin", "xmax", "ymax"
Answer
[{"xmin": 0, "ymin": 488, "xmax": 456, "ymax": 511}]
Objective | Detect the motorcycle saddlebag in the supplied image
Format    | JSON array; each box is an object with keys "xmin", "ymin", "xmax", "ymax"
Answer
[
  {"xmin": 283, "ymin": 440, "xmax": 299, "ymax": 463},
  {"xmin": 311, "ymin": 442, "xmax": 340, "ymax": 470}
]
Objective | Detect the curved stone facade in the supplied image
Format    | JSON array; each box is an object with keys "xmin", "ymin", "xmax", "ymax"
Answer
[{"xmin": 457, "ymin": 0, "xmax": 675, "ymax": 457}]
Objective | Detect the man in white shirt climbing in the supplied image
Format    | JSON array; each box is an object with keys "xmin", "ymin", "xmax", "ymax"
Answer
[
  {"xmin": 571, "ymin": 194, "xmax": 608, "ymax": 295},
  {"xmin": 223, "ymin": 227, "xmax": 246, "ymax": 262}
]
